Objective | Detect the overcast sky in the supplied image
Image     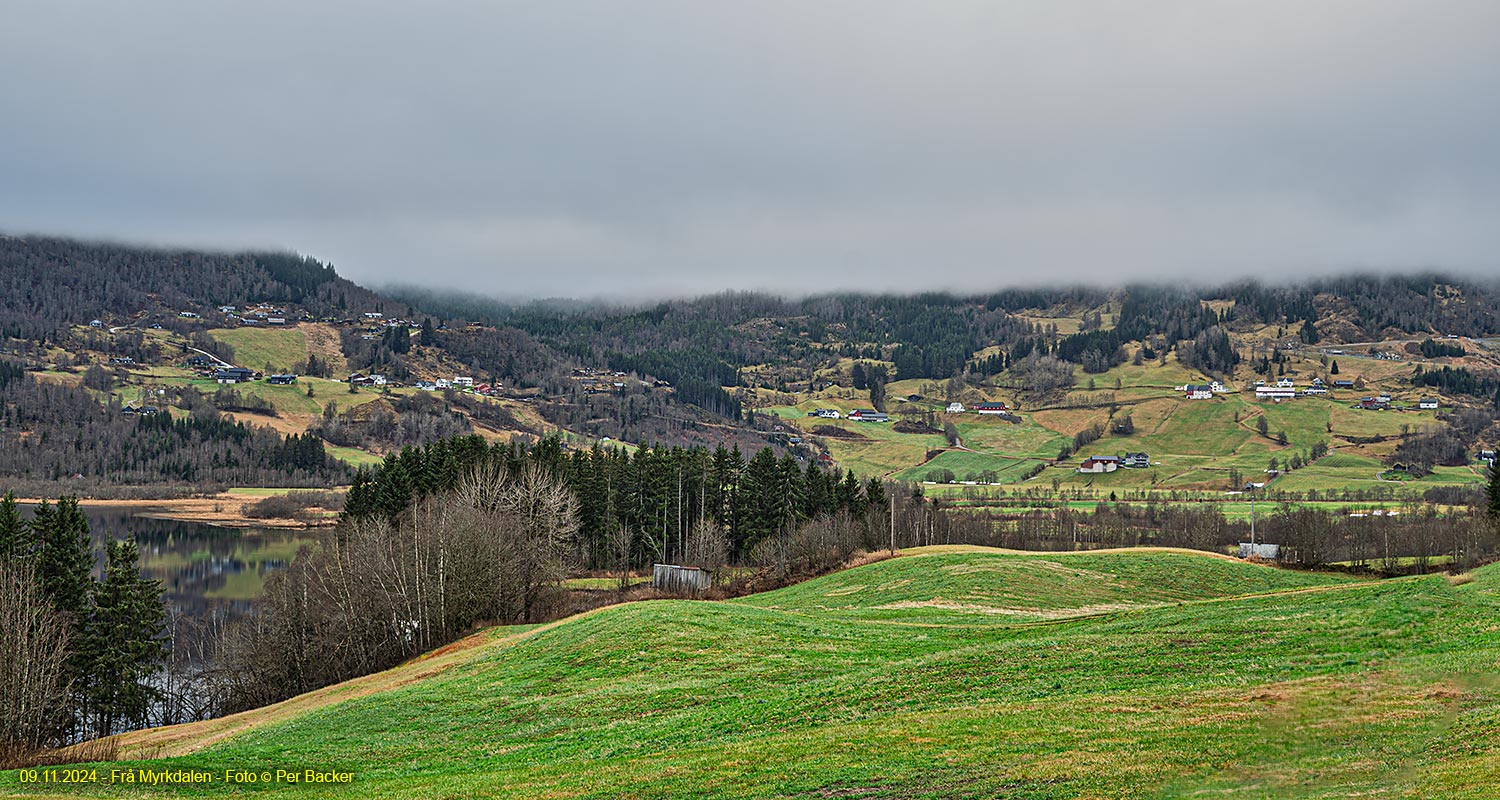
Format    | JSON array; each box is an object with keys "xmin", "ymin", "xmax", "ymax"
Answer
[{"xmin": 3, "ymin": 1, "xmax": 1497, "ymax": 299}]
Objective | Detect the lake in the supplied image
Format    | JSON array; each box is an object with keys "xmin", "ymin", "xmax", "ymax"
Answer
[{"xmin": 18, "ymin": 503, "xmax": 326, "ymax": 658}]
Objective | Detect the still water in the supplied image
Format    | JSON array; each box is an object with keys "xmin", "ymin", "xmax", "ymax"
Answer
[{"xmin": 19, "ymin": 503, "xmax": 325, "ymax": 653}]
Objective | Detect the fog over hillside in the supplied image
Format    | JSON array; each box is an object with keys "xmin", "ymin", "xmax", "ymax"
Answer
[{"xmin": 3, "ymin": 1, "xmax": 1499, "ymax": 299}]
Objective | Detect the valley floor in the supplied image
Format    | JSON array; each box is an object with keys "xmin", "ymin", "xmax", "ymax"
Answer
[{"xmin": 5, "ymin": 547, "xmax": 1500, "ymax": 799}]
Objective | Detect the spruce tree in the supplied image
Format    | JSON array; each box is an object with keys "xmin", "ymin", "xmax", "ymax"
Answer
[
  {"xmin": 83, "ymin": 539, "xmax": 166, "ymax": 737},
  {"xmin": 841, "ymin": 470, "xmax": 865, "ymax": 515},
  {"xmin": 864, "ymin": 478, "xmax": 887, "ymax": 513},
  {"xmin": 0, "ymin": 490, "xmax": 27, "ymax": 562},
  {"xmin": 1487, "ymin": 462, "xmax": 1500, "ymax": 518},
  {"xmin": 28, "ymin": 497, "xmax": 96, "ymax": 738},
  {"xmin": 32, "ymin": 498, "xmax": 93, "ymax": 627}
]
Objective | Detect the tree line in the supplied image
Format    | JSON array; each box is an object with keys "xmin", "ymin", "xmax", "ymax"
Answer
[{"xmin": 343, "ymin": 435, "xmax": 888, "ymax": 569}]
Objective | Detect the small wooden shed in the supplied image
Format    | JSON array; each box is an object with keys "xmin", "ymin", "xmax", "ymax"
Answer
[{"xmin": 652, "ymin": 564, "xmax": 713, "ymax": 596}]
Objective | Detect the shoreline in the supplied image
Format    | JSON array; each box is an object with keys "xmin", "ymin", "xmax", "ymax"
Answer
[{"xmin": 12, "ymin": 493, "xmax": 339, "ymax": 529}]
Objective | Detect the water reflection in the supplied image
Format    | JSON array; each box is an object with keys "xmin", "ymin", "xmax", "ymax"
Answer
[{"xmin": 19, "ymin": 503, "xmax": 325, "ymax": 657}]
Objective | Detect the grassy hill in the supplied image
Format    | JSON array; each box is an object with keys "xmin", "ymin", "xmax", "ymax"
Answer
[{"xmin": 9, "ymin": 548, "xmax": 1499, "ymax": 798}]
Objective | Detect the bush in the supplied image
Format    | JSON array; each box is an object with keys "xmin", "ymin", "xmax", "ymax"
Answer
[{"xmin": 244, "ymin": 494, "xmax": 311, "ymax": 520}]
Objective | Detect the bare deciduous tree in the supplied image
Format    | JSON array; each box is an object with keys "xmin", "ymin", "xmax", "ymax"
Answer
[{"xmin": 0, "ymin": 563, "xmax": 72, "ymax": 760}]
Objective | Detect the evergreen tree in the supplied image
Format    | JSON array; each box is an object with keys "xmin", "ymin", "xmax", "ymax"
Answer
[
  {"xmin": 0, "ymin": 490, "xmax": 26, "ymax": 562},
  {"xmin": 864, "ymin": 478, "xmax": 887, "ymax": 513},
  {"xmin": 28, "ymin": 497, "xmax": 96, "ymax": 737},
  {"xmin": 1330, "ymin": 359, "xmax": 1339, "ymax": 375},
  {"xmin": 840, "ymin": 470, "xmax": 865, "ymax": 515},
  {"xmin": 1488, "ymin": 462, "xmax": 1500, "ymax": 518},
  {"xmin": 420, "ymin": 317, "xmax": 437, "ymax": 347},
  {"xmin": 83, "ymin": 539, "xmax": 166, "ymax": 736},
  {"xmin": 32, "ymin": 498, "xmax": 94, "ymax": 628}
]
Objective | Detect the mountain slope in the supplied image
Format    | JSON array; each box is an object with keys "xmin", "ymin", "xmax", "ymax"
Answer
[
  {"xmin": 10, "ymin": 549, "xmax": 1498, "ymax": 799},
  {"xmin": 0, "ymin": 235, "xmax": 403, "ymax": 339}
]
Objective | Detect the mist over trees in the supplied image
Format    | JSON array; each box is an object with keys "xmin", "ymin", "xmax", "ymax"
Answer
[{"xmin": 0, "ymin": 236, "xmax": 405, "ymax": 340}]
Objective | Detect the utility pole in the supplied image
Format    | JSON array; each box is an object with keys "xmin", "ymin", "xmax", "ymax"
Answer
[
  {"xmin": 889, "ymin": 491, "xmax": 896, "ymax": 555},
  {"xmin": 1245, "ymin": 482, "xmax": 1257, "ymax": 548}
]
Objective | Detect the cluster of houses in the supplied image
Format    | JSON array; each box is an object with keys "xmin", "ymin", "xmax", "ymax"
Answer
[
  {"xmin": 347, "ymin": 372, "xmax": 392, "ymax": 388},
  {"xmin": 219, "ymin": 304, "xmax": 295, "ymax": 327},
  {"xmin": 1354, "ymin": 393, "xmax": 1439, "ymax": 411},
  {"xmin": 1181, "ymin": 377, "xmax": 1434, "ymax": 409},
  {"xmin": 120, "ymin": 405, "xmax": 161, "ymax": 416},
  {"xmin": 1077, "ymin": 452, "xmax": 1151, "ymax": 473},
  {"xmin": 811, "ymin": 400, "xmax": 1013, "ymax": 421},
  {"xmin": 935, "ymin": 401, "xmax": 1012, "ymax": 414},
  {"xmin": 568, "ymin": 367, "xmax": 658, "ymax": 394},
  {"xmin": 1182, "ymin": 381, "xmax": 1227, "ymax": 400},
  {"xmin": 1250, "ymin": 376, "xmax": 1356, "ymax": 401},
  {"xmin": 1180, "ymin": 377, "xmax": 1389, "ymax": 402},
  {"xmin": 405, "ymin": 375, "xmax": 512, "ymax": 396}
]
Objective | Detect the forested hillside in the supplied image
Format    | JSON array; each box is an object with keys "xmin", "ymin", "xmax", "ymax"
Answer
[
  {"xmin": 3, "ymin": 233, "xmax": 1500, "ymax": 495},
  {"xmin": 0, "ymin": 235, "xmax": 404, "ymax": 339},
  {"xmin": 0, "ymin": 358, "xmax": 346, "ymax": 493}
]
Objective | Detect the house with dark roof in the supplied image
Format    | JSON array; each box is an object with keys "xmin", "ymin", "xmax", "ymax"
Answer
[{"xmin": 213, "ymin": 367, "xmax": 255, "ymax": 384}]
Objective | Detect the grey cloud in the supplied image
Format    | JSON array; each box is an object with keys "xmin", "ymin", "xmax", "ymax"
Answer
[{"xmin": 2, "ymin": 0, "xmax": 1497, "ymax": 299}]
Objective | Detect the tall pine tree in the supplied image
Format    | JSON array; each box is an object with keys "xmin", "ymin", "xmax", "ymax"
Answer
[
  {"xmin": 0, "ymin": 490, "xmax": 27, "ymax": 562},
  {"xmin": 82, "ymin": 539, "xmax": 166, "ymax": 737},
  {"xmin": 32, "ymin": 498, "xmax": 94, "ymax": 629}
]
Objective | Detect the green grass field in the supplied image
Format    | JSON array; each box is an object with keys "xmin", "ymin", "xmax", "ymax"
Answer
[
  {"xmin": 208, "ymin": 328, "xmax": 310, "ymax": 374},
  {"xmin": 892, "ymin": 450, "xmax": 1045, "ymax": 484},
  {"xmin": 752, "ymin": 344, "xmax": 1485, "ymax": 498},
  {"xmin": 9, "ymin": 548, "xmax": 1499, "ymax": 798}
]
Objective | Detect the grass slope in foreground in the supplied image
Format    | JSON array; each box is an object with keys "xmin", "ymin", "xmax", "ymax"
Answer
[{"xmin": 7, "ymin": 549, "xmax": 1500, "ymax": 799}]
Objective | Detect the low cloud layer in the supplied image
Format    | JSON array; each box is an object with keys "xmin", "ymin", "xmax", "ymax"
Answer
[{"xmin": 3, "ymin": 1, "xmax": 1497, "ymax": 298}]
